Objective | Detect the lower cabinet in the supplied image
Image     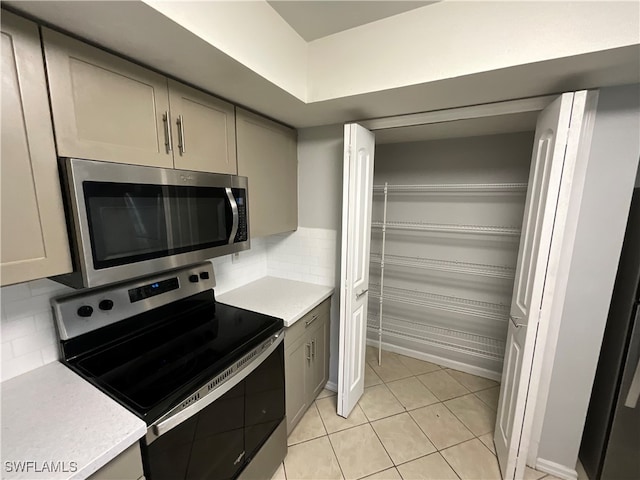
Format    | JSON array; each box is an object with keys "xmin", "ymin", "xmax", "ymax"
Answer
[
  {"xmin": 88, "ymin": 443, "xmax": 144, "ymax": 480},
  {"xmin": 284, "ymin": 299, "xmax": 331, "ymax": 433}
]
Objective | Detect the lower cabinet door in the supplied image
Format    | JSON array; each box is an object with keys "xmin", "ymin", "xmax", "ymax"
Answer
[
  {"xmin": 309, "ymin": 314, "xmax": 330, "ymax": 400},
  {"xmin": 285, "ymin": 336, "xmax": 310, "ymax": 433}
]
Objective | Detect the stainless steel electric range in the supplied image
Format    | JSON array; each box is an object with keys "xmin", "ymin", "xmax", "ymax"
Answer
[{"xmin": 51, "ymin": 262, "xmax": 286, "ymax": 480}]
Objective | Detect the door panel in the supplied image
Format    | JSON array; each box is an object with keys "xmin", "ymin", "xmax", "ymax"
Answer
[
  {"xmin": 1, "ymin": 12, "xmax": 72, "ymax": 285},
  {"xmin": 338, "ymin": 124, "xmax": 375, "ymax": 417},
  {"xmin": 497, "ymin": 327, "xmax": 523, "ymax": 451},
  {"xmin": 285, "ymin": 336, "xmax": 309, "ymax": 433},
  {"xmin": 168, "ymin": 80, "xmax": 237, "ymax": 174},
  {"xmin": 514, "ymin": 133, "xmax": 554, "ymax": 316},
  {"xmin": 42, "ymin": 28, "xmax": 172, "ymax": 168},
  {"xmin": 495, "ymin": 93, "xmax": 576, "ymax": 479}
]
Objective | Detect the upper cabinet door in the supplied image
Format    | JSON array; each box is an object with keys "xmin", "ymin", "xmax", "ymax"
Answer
[
  {"xmin": 42, "ymin": 28, "xmax": 173, "ymax": 168},
  {"xmin": 168, "ymin": 80, "xmax": 237, "ymax": 174},
  {"xmin": 236, "ymin": 108, "xmax": 297, "ymax": 238},
  {"xmin": 1, "ymin": 12, "xmax": 72, "ymax": 285}
]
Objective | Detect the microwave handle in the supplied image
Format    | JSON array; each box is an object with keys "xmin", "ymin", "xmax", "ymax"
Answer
[{"xmin": 225, "ymin": 188, "xmax": 239, "ymax": 244}]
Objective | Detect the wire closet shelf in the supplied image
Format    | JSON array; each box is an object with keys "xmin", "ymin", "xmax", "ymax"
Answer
[
  {"xmin": 370, "ymin": 254, "xmax": 516, "ymax": 279},
  {"xmin": 372, "ymin": 182, "xmax": 528, "ymax": 194},
  {"xmin": 366, "ymin": 314, "xmax": 506, "ymax": 361},
  {"xmin": 370, "ymin": 181, "xmax": 519, "ymax": 367}
]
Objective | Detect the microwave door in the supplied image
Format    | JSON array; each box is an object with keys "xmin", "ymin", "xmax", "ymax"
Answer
[
  {"xmin": 161, "ymin": 190, "xmax": 175, "ymax": 252},
  {"xmin": 121, "ymin": 192, "xmax": 171, "ymax": 255}
]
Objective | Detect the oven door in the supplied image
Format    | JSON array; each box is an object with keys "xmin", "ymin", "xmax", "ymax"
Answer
[
  {"xmin": 56, "ymin": 158, "xmax": 249, "ymax": 288},
  {"xmin": 142, "ymin": 342, "xmax": 285, "ymax": 480}
]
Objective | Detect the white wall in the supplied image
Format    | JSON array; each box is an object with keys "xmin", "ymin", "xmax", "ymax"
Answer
[
  {"xmin": 308, "ymin": 1, "xmax": 640, "ymax": 101},
  {"xmin": 533, "ymin": 84, "xmax": 640, "ymax": 476}
]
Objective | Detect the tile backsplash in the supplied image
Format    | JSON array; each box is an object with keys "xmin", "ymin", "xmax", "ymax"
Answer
[
  {"xmin": 1, "ymin": 279, "xmax": 73, "ymax": 382},
  {"xmin": 211, "ymin": 237, "xmax": 268, "ymax": 295},
  {"xmin": 266, "ymin": 227, "xmax": 338, "ymax": 286},
  {"xmin": 1, "ymin": 228, "xmax": 338, "ymax": 382}
]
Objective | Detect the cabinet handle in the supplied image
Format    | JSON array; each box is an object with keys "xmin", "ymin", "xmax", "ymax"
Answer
[
  {"xmin": 356, "ymin": 289, "xmax": 369, "ymax": 300},
  {"xmin": 305, "ymin": 314, "xmax": 318, "ymax": 328},
  {"xmin": 306, "ymin": 343, "xmax": 311, "ymax": 362},
  {"xmin": 177, "ymin": 114, "xmax": 186, "ymax": 155},
  {"xmin": 162, "ymin": 111, "xmax": 173, "ymax": 153},
  {"xmin": 311, "ymin": 339, "xmax": 316, "ymax": 359}
]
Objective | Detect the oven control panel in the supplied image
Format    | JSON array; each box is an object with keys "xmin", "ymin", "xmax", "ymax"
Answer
[
  {"xmin": 52, "ymin": 262, "xmax": 216, "ymax": 339},
  {"xmin": 128, "ymin": 277, "xmax": 179, "ymax": 303}
]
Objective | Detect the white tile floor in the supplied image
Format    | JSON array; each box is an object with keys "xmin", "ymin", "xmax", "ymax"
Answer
[{"xmin": 272, "ymin": 347, "xmax": 565, "ymax": 480}]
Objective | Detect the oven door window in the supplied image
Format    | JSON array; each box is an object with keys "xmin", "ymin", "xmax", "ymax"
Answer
[{"xmin": 83, "ymin": 182, "xmax": 232, "ymax": 269}]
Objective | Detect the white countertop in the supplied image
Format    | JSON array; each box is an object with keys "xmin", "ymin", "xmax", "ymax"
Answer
[
  {"xmin": 1, "ymin": 362, "xmax": 146, "ymax": 480},
  {"xmin": 217, "ymin": 277, "xmax": 334, "ymax": 327}
]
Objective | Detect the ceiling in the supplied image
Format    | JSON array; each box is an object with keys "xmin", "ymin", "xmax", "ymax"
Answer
[{"xmin": 267, "ymin": 1, "xmax": 436, "ymax": 41}]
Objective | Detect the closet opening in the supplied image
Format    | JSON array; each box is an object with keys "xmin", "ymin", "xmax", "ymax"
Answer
[
  {"xmin": 338, "ymin": 91, "xmax": 599, "ymax": 479},
  {"xmin": 368, "ymin": 124, "xmax": 536, "ymax": 380}
]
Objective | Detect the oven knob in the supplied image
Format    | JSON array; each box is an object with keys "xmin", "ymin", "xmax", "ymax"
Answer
[
  {"xmin": 189, "ymin": 274, "xmax": 199, "ymax": 283},
  {"xmin": 77, "ymin": 305, "xmax": 94, "ymax": 318},
  {"xmin": 99, "ymin": 299, "xmax": 114, "ymax": 311},
  {"xmin": 199, "ymin": 271, "xmax": 210, "ymax": 280}
]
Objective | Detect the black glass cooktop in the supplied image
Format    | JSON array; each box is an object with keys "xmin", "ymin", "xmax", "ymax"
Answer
[{"xmin": 62, "ymin": 290, "xmax": 283, "ymax": 424}]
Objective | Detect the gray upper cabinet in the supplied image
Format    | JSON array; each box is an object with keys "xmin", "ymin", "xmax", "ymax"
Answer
[
  {"xmin": 43, "ymin": 29, "xmax": 237, "ymax": 174},
  {"xmin": 168, "ymin": 80, "xmax": 237, "ymax": 174},
  {"xmin": 43, "ymin": 28, "xmax": 173, "ymax": 169},
  {"xmin": 236, "ymin": 108, "xmax": 298, "ymax": 238},
  {"xmin": 1, "ymin": 12, "xmax": 72, "ymax": 286}
]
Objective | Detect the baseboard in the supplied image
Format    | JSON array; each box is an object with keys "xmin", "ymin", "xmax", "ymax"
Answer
[
  {"xmin": 366, "ymin": 338, "xmax": 502, "ymax": 382},
  {"xmin": 534, "ymin": 458, "xmax": 578, "ymax": 480},
  {"xmin": 325, "ymin": 380, "xmax": 338, "ymax": 392}
]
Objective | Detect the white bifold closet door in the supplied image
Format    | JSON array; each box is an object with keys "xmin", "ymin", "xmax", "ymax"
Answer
[
  {"xmin": 494, "ymin": 92, "xmax": 590, "ymax": 479},
  {"xmin": 337, "ymin": 124, "xmax": 375, "ymax": 417}
]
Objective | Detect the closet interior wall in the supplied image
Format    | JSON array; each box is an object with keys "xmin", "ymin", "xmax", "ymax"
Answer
[{"xmin": 368, "ymin": 131, "xmax": 534, "ymax": 378}]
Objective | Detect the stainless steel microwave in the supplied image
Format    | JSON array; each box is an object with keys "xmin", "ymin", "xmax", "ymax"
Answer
[{"xmin": 53, "ymin": 158, "xmax": 250, "ymax": 289}]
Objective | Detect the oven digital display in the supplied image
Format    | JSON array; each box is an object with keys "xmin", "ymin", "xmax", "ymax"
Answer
[{"xmin": 128, "ymin": 278, "xmax": 179, "ymax": 303}]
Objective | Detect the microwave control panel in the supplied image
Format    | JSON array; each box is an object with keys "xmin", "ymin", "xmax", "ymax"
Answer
[{"xmin": 234, "ymin": 190, "xmax": 248, "ymax": 242}]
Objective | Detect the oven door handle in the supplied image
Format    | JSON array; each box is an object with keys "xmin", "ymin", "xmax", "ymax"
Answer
[
  {"xmin": 226, "ymin": 187, "xmax": 239, "ymax": 245},
  {"xmin": 147, "ymin": 332, "xmax": 283, "ymax": 444}
]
